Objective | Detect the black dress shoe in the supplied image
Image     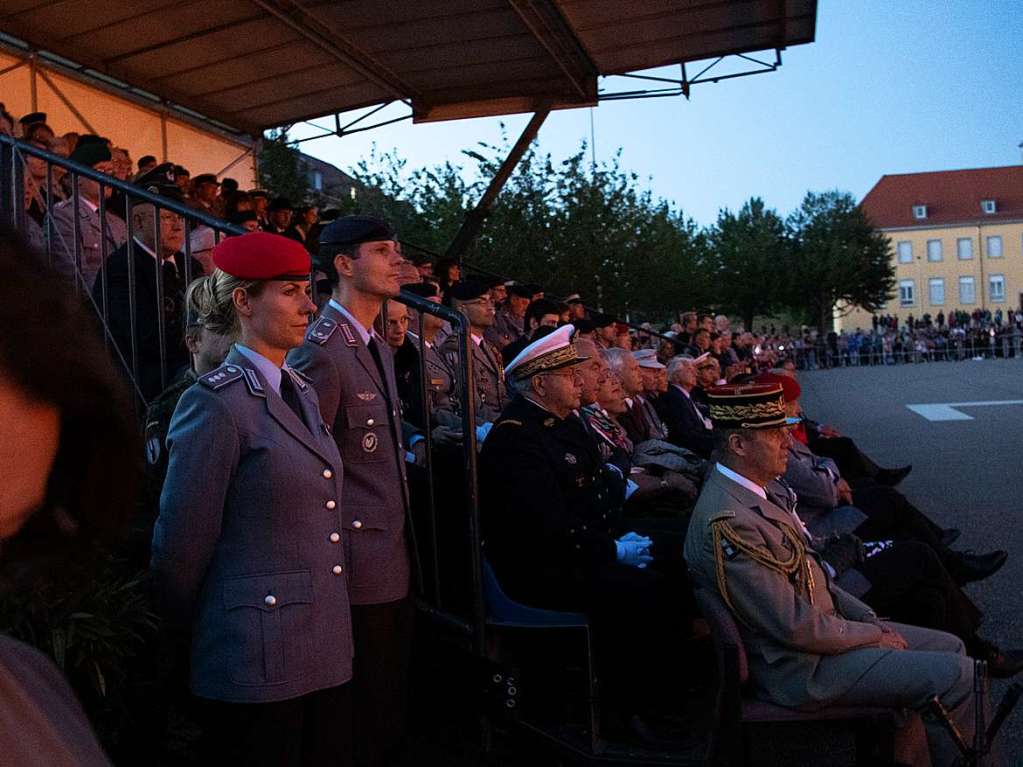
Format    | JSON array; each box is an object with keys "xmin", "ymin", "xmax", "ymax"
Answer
[
  {"xmin": 979, "ymin": 643, "xmax": 1023, "ymax": 678},
  {"xmin": 951, "ymin": 550, "xmax": 1008, "ymax": 585},
  {"xmin": 875, "ymin": 465, "xmax": 912, "ymax": 486},
  {"xmin": 939, "ymin": 528, "xmax": 962, "ymax": 547}
]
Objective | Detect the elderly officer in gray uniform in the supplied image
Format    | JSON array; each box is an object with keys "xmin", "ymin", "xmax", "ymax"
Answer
[
  {"xmin": 152, "ymin": 232, "xmax": 354, "ymax": 767},
  {"xmin": 684, "ymin": 383, "xmax": 983, "ymax": 767},
  {"xmin": 50, "ymin": 139, "xmax": 126, "ymax": 289},
  {"xmin": 288, "ymin": 215, "xmax": 418, "ymax": 767},
  {"xmin": 439, "ymin": 280, "xmax": 509, "ymax": 428}
]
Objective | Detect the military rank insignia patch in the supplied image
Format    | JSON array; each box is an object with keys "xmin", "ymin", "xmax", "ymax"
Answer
[
  {"xmin": 564, "ymin": 453, "xmax": 577, "ymax": 464},
  {"xmin": 356, "ymin": 391, "xmax": 377, "ymax": 401},
  {"xmin": 362, "ymin": 432, "xmax": 379, "ymax": 453},
  {"xmin": 720, "ymin": 539, "xmax": 739, "ymax": 560},
  {"xmin": 339, "ymin": 322, "xmax": 357, "ymax": 346}
]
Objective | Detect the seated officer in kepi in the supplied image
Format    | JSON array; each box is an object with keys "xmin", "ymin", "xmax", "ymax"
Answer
[
  {"xmin": 684, "ymin": 383, "xmax": 983, "ymax": 767},
  {"xmin": 480, "ymin": 324, "xmax": 694, "ymax": 737}
]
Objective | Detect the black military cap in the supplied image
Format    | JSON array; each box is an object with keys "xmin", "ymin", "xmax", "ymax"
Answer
[
  {"xmin": 507, "ymin": 283, "xmax": 533, "ymax": 299},
  {"xmin": 319, "ymin": 215, "xmax": 395, "ymax": 248},
  {"xmin": 447, "ymin": 280, "xmax": 490, "ymax": 303},
  {"xmin": 574, "ymin": 318, "xmax": 595, "ymax": 333},
  {"xmin": 480, "ymin": 275, "xmax": 504, "ymax": 290},
  {"xmin": 138, "ymin": 155, "xmax": 157, "ymax": 169},
  {"xmin": 76, "ymin": 133, "xmax": 108, "ymax": 147},
  {"xmin": 19, "ymin": 112, "xmax": 46, "ymax": 126},
  {"xmin": 173, "ymin": 164, "xmax": 190, "ymax": 178},
  {"xmin": 268, "ymin": 196, "xmax": 292, "ymax": 212},
  {"xmin": 228, "ymin": 210, "xmax": 259, "ymax": 225},
  {"xmin": 248, "ymin": 188, "xmax": 269, "ymax": 200},
  {"xmin": 69, "ymin": 141, "xmax": 112, "ymax": 168},
  {"xmin": 402, "ymin": 282, "xmax": 439, "ymax": 298},
  {"xmin": 590, "ymin": 312, "xmax": 615, "ymax": 329},
  {"xmin": 193, "ymin": 173, "xmax": 220, "ymax": 188},
  {"xmin": 524, "ymin": 283, "xmax": 543, "ymax": 296},
  {"xmin": 135, "ymin": 162, "xmax": 185, "ymax": 202}
]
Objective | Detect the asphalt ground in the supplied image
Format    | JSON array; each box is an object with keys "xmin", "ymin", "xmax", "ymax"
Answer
[{"xmin": 799, "ymin": 357, "xmax": 1023, "ymax": 763}]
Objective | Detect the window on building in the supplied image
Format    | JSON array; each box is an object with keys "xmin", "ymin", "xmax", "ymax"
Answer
[
  {"xmin": 959, "ymin": 276, "xmax": 976, "ymax": 305},
  {"xmin": 926, "ymin": 239, "xmax": 942, "ymax": 262},
  {"xmin": 912, "ymin": 204, "xmax": 928, "ymax": 219},
  {"xmin": 349, "ymin": 187, "xmax": 357, "ymax": 200},
  {"xmin": 928, "ymin": 278, "xmax": 944, "ymax": 306},
  {"xmin": 957, "ymin": 237, "xmax": 973, "ymax": 260},
  {"xmin": 989, "ymin": 274, "xmax": 1005, "ymax": 303},
  {"xmin": 986, "ymin": 235, "xmax": 1003, "ymax": 258},
  {"xmin": 899, "ymin": 279, "xmax": 915, "ymax": 307},
  {"xmin": 897, "ymin": 241, "xmax": 912, "ymax": 263},
  {"xmin": 311, "ymin": 171, "xmax": 323, "ymax": 191},
  {"xmin": 981, "ymin": 199, "xmax": 997, "ymax": 214}
]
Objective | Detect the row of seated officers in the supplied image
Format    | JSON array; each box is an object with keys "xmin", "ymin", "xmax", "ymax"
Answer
[{"xmin": 149, "ymin": 218, "xmax": 1018, "ymax": 766}]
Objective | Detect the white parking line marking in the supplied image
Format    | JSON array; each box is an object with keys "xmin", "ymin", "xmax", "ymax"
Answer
[{"xmin": 906, "ymin": 400, "xmax": 1023, "ymax": 422}]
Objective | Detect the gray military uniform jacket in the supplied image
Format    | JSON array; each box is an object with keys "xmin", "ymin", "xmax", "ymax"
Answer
[
  {"xmin": 438, "ymin": 332, "xmax": 508, "ymax": 425},
  {"xmin": 783, "ymin": 439, "xmax": 866, "ymax": 538},
  {"xmin": 407, "ymin": 331, "xmax": 458, "ymax": 428},
  {"xmin": 289, "ymin": 301, "xmax": 416, "ymax": 606},
  {"xmin": 152, "ymin": 346, "xmax": 353, "ymax": 703},
  {"xmin": 50, "ymin": 197, "xmax": 127, "ymax": 289},
  {"xmin": 685, "ymin": 467, "xmax": 887, "ymax": 709},
  {"xmin": 485, "ymin": 307, "xmax": 523, "ymax": 350}
]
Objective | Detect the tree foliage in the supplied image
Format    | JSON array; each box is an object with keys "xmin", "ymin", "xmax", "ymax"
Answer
[
  {"xmin": 257, "ymin": 130, "xmax": 311, "ymax": 203},
  {"xmin": 786, "ymin": 190, "xmax": 895, "ymax": 331},
  {"xmin": 708, "ymin": 198, "xmax": 788, "ymax": 330},
  {"xmin": 333, "ymin": 137, "xmax": 890, "ymax": 329}
]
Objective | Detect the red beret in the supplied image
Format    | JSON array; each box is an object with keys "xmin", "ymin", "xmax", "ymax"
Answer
[
  {"xmin": 753, "ymin": 371, "xmax": 802, "ymax": 402},
  {"xmin": 212, "ymin": 232, "xmax": 311, "ymax": 281}
]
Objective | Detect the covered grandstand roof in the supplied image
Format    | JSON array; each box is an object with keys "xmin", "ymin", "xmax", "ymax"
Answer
[{"xmin": 1, "ymin": 0, "xmax": 817, "ymax": 136}]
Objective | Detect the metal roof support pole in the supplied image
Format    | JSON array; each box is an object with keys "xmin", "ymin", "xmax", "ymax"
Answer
[
  {"xmin": 28, "ymin": 52, "xmax": 37, "ymax": 111},
  {"xmin": 444, "ymin": 109, "xmax": 549, "ymax": 259},
  {"xmin": 35, "ymin": 67, "xmax": 97, "ymax": 134}
]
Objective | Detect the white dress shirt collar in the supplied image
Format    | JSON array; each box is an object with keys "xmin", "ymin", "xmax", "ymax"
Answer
[{"xmin": 715, "ymin": 463, "xmax": 767, "ymax": 500}]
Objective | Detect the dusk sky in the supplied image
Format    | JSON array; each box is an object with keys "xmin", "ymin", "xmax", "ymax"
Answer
[{"xmin": 294, "ymin": 1, "xmax": 1023, "ymax": 227}]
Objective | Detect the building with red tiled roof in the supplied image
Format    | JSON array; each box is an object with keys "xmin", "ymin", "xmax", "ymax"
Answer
[{"xmin": 838, "ymin": 165, "xmax": 1023, "ymax": 330}]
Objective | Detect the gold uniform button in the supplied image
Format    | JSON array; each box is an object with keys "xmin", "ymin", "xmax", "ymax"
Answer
[
  {"xmin": 322, "ymin": 468, "xmax": 333, "ymax": 479},
  {"xmin": 264, "ymin": 595, "xmax": 277, "ymax": 607},
  {"xmin": 332, "ymin": 565, "xmax": 343, "ymax": 575},
  {"xmin": 329, "ymin": 532, "xmax": 341, "ymax": 543},
  {"xmin": 325, "ymin": 500, "xmax": 337, "ymax": 510},
  {"xmin": 352, "ymin": 520, "xmax": 363, "ymax": 529}
]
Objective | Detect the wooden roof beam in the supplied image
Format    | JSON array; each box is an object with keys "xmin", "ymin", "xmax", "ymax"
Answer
[{"xmin": 508, "ymin": 0, "xmax": 596, "ymax": 101}]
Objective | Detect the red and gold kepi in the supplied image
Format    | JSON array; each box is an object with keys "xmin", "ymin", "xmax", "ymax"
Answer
[{"xmin": 706, "ymin": 383, "xmax": 800, "ymax": 430}]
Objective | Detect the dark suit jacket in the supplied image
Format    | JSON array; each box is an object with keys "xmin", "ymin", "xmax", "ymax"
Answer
[
  {"xmin": 92, "ymin": 241, "xmax": 200, "ymax": 401},
  {"xmin": 153, "ymin": 347, "xmax": 353, "ymax": 702},
  {"xmin": 289, "ymin": 302, "xmax": 418, "ymax": 605},
  {"xmin": 661, "ymin": 385, "xmax": 714, "ymax": 458}
]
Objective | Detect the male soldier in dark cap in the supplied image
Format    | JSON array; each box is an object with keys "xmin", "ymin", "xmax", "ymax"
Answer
[
  {"xmin": 92, "ymin": 165, "xmax": 202, "ymax": 401},
  {"xmin": 266, "ymin": 197, "xmax": 298, "ymax": 239},
  {"xmin": 51, "ymin": 138, "xmax": 126, "ymax": 288},
  {"xmin": 189, "ymin": 173, "xmax": 221, "ymax": 216},
  {"xmin": 248, "ymin": 189, "xmax": 270, "ymax": 229},
  {"xmin": 486, "ymin": 281, "xmax": 530, "ymax": 350},
  {"xmin": 288, "ymin": 215, "xmax": 418, "ymax": 767},
  {"xmin": 439, "ymin": 280, "xmax": 508, "ymax": 428}
]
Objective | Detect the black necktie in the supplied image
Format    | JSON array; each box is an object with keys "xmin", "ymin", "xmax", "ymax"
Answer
[
  {"xmin": 279, "ymin": 370, "xmax": 305, "ymax": 425},
  {"xmin": 367, "ymin": 337, "xmax": 395, "ymax": 412}
]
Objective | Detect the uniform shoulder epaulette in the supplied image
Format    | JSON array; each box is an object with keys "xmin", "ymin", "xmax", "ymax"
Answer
[
  {"xmin": 308, "ymin": 316, "xmax": 339, "ymax": 346},
  {"xmin": 290, "ymin": 367, "xmax": 313, "ymax": 386},
  {"xmin": 198, "ymin": 364, "xmax": 245, "ymax": 391}
]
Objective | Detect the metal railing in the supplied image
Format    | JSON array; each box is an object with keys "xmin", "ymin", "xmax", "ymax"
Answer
[{"xmin": 0, "ymin": 133, "xmax": 244, "ymax": 410}]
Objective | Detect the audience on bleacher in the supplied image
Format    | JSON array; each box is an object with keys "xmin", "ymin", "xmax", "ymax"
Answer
[{"xmin": 5, "ymin": 115, "xmax": 1023, "ymax": 762}]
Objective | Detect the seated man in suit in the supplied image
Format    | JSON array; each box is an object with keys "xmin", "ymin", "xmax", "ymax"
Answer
[
  {"xmin": 660, "ymin": 355, "xmax": 713, "ymax": 459},
  {"xmin": 684, "ymin": 383, "xmax": 983, "ymax": 766}
]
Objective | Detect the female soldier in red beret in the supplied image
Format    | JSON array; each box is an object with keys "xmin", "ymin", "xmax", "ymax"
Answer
[{"xmin": 151, "ymin": 232, "xmax": 354, "ymax": 766}]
